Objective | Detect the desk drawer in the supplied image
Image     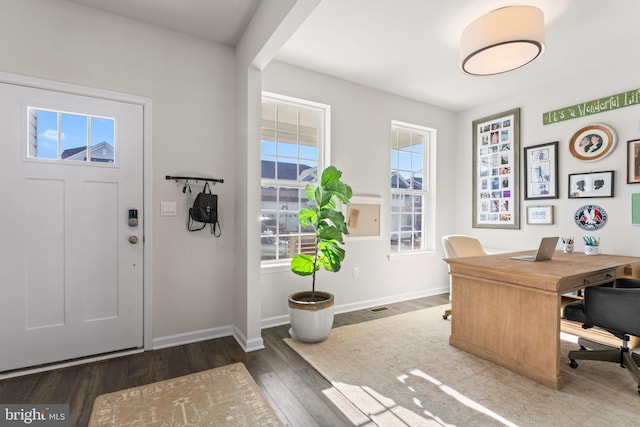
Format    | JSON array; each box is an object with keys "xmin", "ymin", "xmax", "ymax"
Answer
[
  {"xmin": 582, "ymin": 269, "xmax": 616, "ymax": 286},
  {"xmin": 562, "ymin": 268, "xmax": 616, "ymax": 291}
]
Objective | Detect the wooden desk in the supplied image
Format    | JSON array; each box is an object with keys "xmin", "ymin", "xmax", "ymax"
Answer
[{"xmin": 444, "ymin": 251, "xmax": 640, "ymax": 389}]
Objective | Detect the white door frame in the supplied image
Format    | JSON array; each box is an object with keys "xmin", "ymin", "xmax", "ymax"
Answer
[{"xmin": 0, "ymin": 71, "xmax": 153, "ymax": 352}]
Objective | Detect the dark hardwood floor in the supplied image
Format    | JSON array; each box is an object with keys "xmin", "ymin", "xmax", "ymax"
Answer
[{"xmin": 0, "ymin": 293, "xmax": 449, "ymax": 426}]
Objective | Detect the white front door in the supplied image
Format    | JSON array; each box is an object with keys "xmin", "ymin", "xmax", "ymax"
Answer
[{"xmin": 0, "ymin": 82, "xmax": 144, "ymax": 372}]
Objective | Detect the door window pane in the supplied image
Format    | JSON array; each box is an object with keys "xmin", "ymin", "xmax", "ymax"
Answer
[
  {"xmin": 61, "ymin": 113, "xmax": 88, "ymax": 161},
  {"xmin": 90, "ymin": 117, "xmax": 115, "ymax": 163},
  {"xmin": 27, "ymin": 107, "xmax": 115, "ymax": 164},
  {"xmin": 30, "ymin": 110, "xmax": 58, "ymax": 159}
]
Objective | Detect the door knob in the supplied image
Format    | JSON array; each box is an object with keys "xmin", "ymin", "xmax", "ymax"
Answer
[{"xmin": 128, "ymin": 235, "xmax": 139, "ymax": 244}]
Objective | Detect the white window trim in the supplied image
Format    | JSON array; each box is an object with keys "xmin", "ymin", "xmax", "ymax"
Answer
[{"xmin": 389, "ymin": 120, "xmax": 436, "ymax": 256}]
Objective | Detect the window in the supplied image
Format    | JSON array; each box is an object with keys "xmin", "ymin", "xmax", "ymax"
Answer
[
  {"xmin": 260, "ymin": 93, "xmax": 329, "ymax": 263},
  {"xmin": 390, "ymin": 121, "xmax": 433, "ymax": 252},
  {"xmin": 28, "ymin": 107, "xmax": 115, "ymax": 163}
]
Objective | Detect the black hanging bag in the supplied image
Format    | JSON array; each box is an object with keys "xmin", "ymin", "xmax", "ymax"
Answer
[{"xmin": 188, "ymin": 182, "xmax": 221, "ymax": 235}]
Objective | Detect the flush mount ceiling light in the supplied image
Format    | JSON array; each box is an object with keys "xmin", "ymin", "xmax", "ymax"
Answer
[{"xmin": 460, "ymin": 5, "xmax": 545, "ymax": 76}]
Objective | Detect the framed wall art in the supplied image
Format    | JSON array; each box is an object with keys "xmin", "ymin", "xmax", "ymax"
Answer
[
  {"xmin": 569, "ymin": 124, "xmax": 616, "ymax": 161},
  {"xmin": 524, "ymin": 141, "xmax": 559, "ymax": 200},
  {"xmin": 627, "ymin": 139, "xmax": 640, "ymax": 184},
  {"xmin": 526, "ymin": 205, "xmax": 554, "ymax": 225},
  {"xmin": 568, "ymin": 170, "xmax": 614, "ymax": 198},
  {"xmin": 472, "ymin": 108, "xmax": 520, "ymax": 229}
]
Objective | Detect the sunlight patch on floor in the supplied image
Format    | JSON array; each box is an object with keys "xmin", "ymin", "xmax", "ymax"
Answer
[
  {"xmin": 323, "ymin": 381, "xmax": 445, "ymax": 426},
  {"xmin": 321, "ymin": 367, "xmax": 523, "ymax": 426},
  {"xmin": 322, "ymin": 386, "xmax": 373, "ymax": 426},
  {"xmin": 407, "ymin": 369, "xmax": 519, "ymax": 427}
]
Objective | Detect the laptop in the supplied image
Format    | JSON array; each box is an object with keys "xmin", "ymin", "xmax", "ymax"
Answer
[{"xmin": 509, "ymin": 236, "xmax": 559, "ymax": 262}]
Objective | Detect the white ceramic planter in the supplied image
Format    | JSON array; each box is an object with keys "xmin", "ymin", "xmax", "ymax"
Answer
[{"xmin": 288, "ymin": 291, "xmax": 334, "ymax": 343}]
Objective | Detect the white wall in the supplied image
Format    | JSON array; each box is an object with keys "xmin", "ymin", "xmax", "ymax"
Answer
[
  {"xmin": 260, "ymin": 61, "xmax": 456, "ymax": 324},
  {"xmin": 0, "ymin": 0, "xmax": 237, "ymax": 345},
  {"xmin": 456, "ymin": 63, "xmax": 640, "ymax": 255}
]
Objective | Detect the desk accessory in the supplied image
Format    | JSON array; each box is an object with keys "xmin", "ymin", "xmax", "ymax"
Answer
[
  {"xmin": 562, "ymin": 237, "xmax": 574, "ymax": 253},
  {"xmin": 583, "ymin": 235, "xmax": 600, "ymax": 255}
]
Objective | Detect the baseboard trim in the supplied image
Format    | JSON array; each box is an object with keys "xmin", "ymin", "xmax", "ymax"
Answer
[
  {"xmin": 152, "ymin": 325, "xmax": 265, "ymax": 353},
  {"xmin": 260, "ymin": 287, "xmax": 449, "ymax": 329},
  {"xmin": 232, "ymin": 327, "xmax": 265, "ymax": 352},
  {"xmin": 152, "ymin": 325, "xmax": 234, "ymax": 350},
  {"xmin": 333, "ymin": 287, "xmax": 449, "ymax": 315},
  {"xmin": 152, "ymin": 289, "xmax": 449, "ymax": 351}
]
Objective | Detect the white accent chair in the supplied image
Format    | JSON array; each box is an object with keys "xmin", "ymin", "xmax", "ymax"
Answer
[{"xmin": 441, "ymin": 235, "xmax": 488, "ymax": 320}]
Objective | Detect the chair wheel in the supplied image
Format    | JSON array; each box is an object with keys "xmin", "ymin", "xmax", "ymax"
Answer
[
  {"xmin": 569, "ymin": 359, "xmax": 579, "ymax": 369},
  {"xmin": 442, "ymin": 314, "xmax": 449, "ymax": 319}
]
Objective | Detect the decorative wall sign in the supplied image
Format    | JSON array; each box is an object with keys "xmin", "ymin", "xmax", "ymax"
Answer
[
  {"xmin": 574, "ymin": 205, "xmax": 608, "ymax": 230},
  {"xmin": 569, "ymin": 124, "xmax": 616, "ymax": 161},
  {"xmin": 524, "ymin": 141, "xmax": 558, "ymax": 200},
  {"xmin": 472, "ymin": 108, "xmax": 520, "ymax": 229},
  {"xmin": 568, "ymin": 170, "xmax": 614, "ymax": 198},
  {"xmin": 543, "ymin": 87, "xmax": 640, "ymax": 125}
]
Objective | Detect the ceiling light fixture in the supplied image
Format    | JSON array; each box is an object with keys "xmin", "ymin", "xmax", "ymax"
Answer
[{"xmin": 460, "ymin": 5, "xmax": 545, "ymax": 76}]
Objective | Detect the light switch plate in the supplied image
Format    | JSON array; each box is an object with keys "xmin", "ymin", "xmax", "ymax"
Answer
[{"xmin": 161, "ymin": 201, "xmax": 177, "ymax": 216}]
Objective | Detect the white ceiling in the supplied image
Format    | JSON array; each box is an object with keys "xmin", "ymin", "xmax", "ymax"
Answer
[
  {"xmin": 68, "ymin": 0, "xmax": 262, "ymax": 47},
  {"xmin": 68, "ymin": 0, "xmax": 640, "ymax": 111}
]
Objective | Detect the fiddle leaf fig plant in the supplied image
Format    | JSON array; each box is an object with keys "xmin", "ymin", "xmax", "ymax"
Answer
[{"xmin": 291, "ymin": 166, "xmax": 353, "ymax": 294}]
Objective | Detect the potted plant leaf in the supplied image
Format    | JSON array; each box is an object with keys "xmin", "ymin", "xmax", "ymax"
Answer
[{"xmin": 289, "ymin": 165, "xmax": 352, "ymax": 342}]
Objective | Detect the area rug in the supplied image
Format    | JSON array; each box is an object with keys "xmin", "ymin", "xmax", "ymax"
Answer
[
  {"xmin": 285, "ymin": 305, "xmax": 640, "ymax": 426},
  {"xmin": 88, "ymin": 362, "xmax": 283, "ymax": 426}
]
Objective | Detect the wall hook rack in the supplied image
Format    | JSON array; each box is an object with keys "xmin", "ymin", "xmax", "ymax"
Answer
[{"xmin": 165, "ymin": 175, "xmax": 224, "ymax": 184}]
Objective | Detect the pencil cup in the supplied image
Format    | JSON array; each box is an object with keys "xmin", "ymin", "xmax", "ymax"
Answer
[
  {"xmin": 562, "ymin": 243, "xmax": 574, "ymax": 254},
  {"xmin": 584, "ymin": 245, "xmax": 599, "ymax": 255}
]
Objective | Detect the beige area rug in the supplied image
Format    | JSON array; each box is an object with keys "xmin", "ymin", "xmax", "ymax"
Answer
[
  {"xmin": 285, "ymin": 305, "xmax": 640, "ymax": 427},
  {"xmin": 88, "ymin": 362, "xmax": 283, "ymax": 427}
]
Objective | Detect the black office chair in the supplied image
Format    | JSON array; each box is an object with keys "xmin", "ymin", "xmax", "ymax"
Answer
[{"xmin": 563, "ymin": 278, "xmax": 640, "ymax": 395}]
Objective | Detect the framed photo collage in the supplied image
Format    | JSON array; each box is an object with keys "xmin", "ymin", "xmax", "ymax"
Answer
[{"xmin": 472, "ymin": 108, "xmax": 520, "ymax": 229}]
